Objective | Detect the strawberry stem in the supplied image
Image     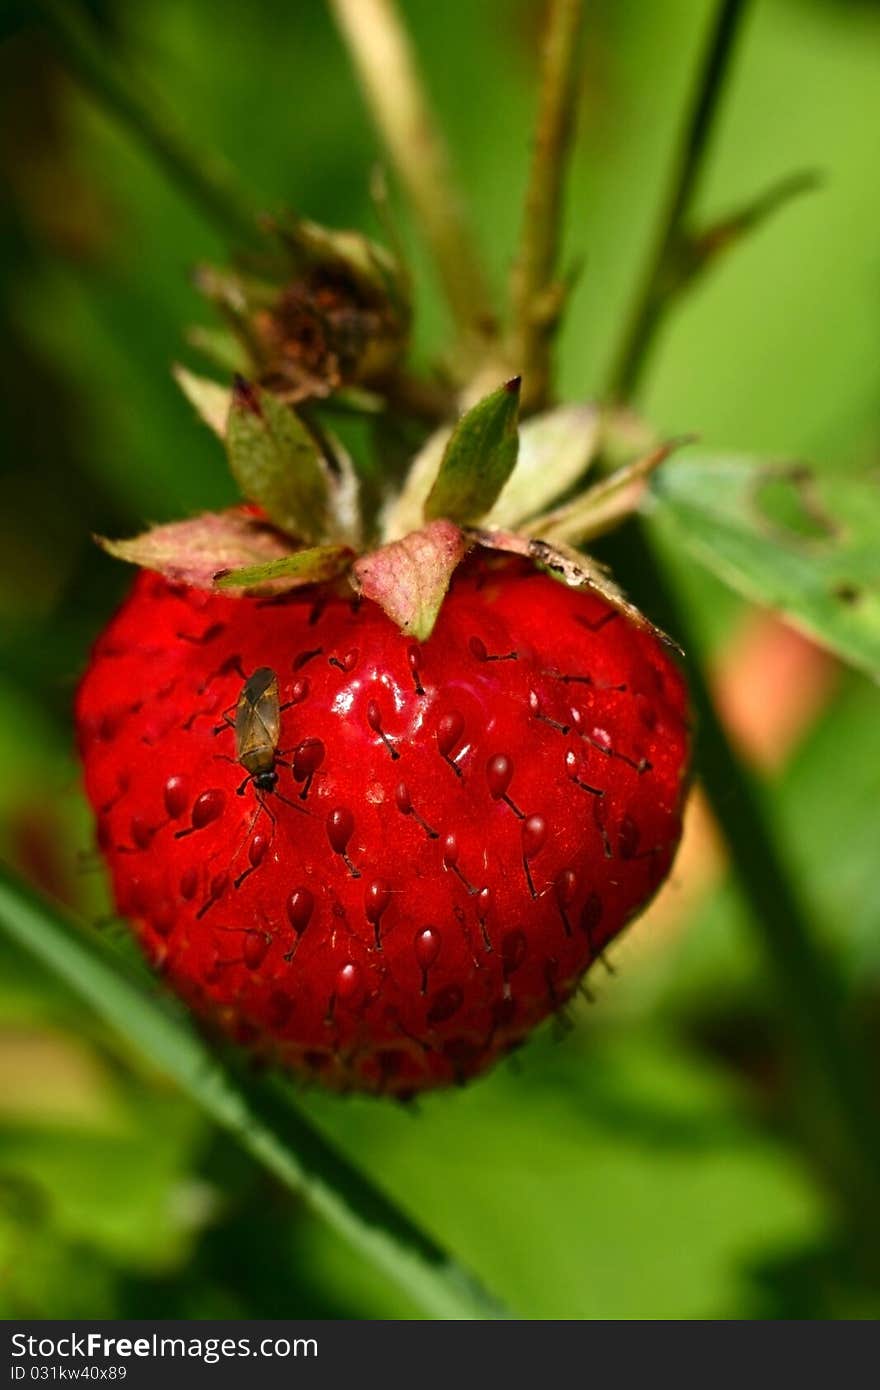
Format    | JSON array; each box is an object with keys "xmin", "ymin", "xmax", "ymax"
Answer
[
  {"xmin": 329, "ymin": 0, "xmax": 498, "ymax": 368},
  {"xmin": 507, "ymin": 0, "xmax": 584, "ymax": 414},
  {"xmin": 604, "ymin": 0, "xmax": 750, "ymax": 402}
]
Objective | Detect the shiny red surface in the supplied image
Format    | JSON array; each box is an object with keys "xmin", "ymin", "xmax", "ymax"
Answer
[{"xmin": 76, "ymin": 556, "xmax": 690, "ymax": 1094}]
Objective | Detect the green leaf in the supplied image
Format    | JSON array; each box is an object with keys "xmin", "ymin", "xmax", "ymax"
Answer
[
  {"xmin": 424, "ymin": 379, "xmax": 521, "ymax": 525},
  {"xmin": 300, "ymin": 1028, "xmax": 824, "ymax": 1319},
  {"xmin": 0, "ymin": 1104, "xmax": 205, "ymax": 1272},
  {"xmin": 0, "ymin": 866, "xmax": 507, "ymax": 1322},
  {"xmin": 649, "ymin": 454, "xmax": 880, "ymax": 679},
  {"xmin": 226, "ymin": 379, "xmax": 330, "ymax": 542},
  {"xmin": 172, "ymin": 364, "xmax": 230, "ymax": 438},
  {"xmin": 97, "ymin": 509, "xmax": 294, "ymax": 591},
  {"xmin": 352, "ymin": 521, "xmax": 468, "ymax": 639},
  {"xmin": 215, "ymin": 545, "xmax": 353, "ymax": 592},
  {"xmin": 0, "ymin": 1202, "xmax": 117, "ymax": 1319}
]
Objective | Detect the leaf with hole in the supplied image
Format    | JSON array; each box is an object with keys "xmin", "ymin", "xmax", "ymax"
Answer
[{"xmin": 648, "ymin": 454, "xmax": 880, "ymax": 679}]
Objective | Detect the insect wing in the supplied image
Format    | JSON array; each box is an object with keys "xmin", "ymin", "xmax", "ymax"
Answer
[
  {"xmin": 235, "ymin": 668, "xmax": 281, "ymax": 763},
  {"xmin": 252, "ymin": 670, "xmax": 281, "ymax": 749}
]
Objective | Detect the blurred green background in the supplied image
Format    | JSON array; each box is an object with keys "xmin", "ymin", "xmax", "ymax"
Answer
[{"xmin": 1, "ymin": 0, "xmax": 879, "ymax": 1319}]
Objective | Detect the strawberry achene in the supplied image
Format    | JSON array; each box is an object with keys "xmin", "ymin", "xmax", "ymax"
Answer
[{"xmin": 76, "ymin": 554, "xmax": 690, "ymax": 1095}]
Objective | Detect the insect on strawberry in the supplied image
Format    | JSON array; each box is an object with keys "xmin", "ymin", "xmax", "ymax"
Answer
[
  {"xmin": 213, "ymin": 662, "xmax": 307, "ymax": 813},
  {"xmin": 78, "ymin": 263, "xmax": 692, "ymax": 1095}
]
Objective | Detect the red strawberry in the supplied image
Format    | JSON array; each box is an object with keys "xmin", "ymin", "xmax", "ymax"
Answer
[{"xmin": 76, "ymin": 553, "xmax": 689, "ymax": 1096}]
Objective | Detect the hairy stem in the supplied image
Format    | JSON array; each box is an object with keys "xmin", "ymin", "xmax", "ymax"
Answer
[
  {"xmin": 329, "ymin": 0, "xmax": 497, "ymax": 363},
  {"xmin": 604, "ymin": 0, "xmax": 749, "ymax": 401},
  {"xmin": 36, "ymin": 0, "xmax": 257, "ymax": 245},
  {"xmin": 608, "ymin": 0, "xmax": 880, "ymax": 1236},
  {"xmin": 508, "ymin": 0, "xmax": 584, "ymax": 413}
]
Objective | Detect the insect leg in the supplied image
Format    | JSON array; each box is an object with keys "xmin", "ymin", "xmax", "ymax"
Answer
[
  {"xmin": 212, "ymin": 705, "xmax": 237, "ymax": 736},
  {"xmin": 272, "ymin": 788, "xmax": 310, "ymax": 816},
  {"xmin": 233, "ymin": 802, "xmax": 272, "ymax": 888}
]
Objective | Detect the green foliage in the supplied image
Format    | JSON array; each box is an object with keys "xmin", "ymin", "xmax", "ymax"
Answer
[
  {"xmin": 0, "ymin": 1037, "xmax": 205, "ymax": 1316},
  {"xmin": 650, "ymin": 455, "xmax": 880, "ymax": 680},
  {"xmin": 0, "ymin": 1099, "xmax": 205, "ymax": 1277},
  {"xmin": 0, "ymin": 867, "xmax": 506, "ymax": 1321},
  {"xmin": 3, "ymin": 0, "xmax": 880, "ymax": 1323},
  {"xmin": 302, "ymin": 1029, "xmax": 825, "ymax": 1319}
]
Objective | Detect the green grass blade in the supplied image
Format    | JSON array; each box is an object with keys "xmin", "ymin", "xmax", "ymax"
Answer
[{"xmin": 0, "ymin": 863, "xmax": 508, "ymax": 1321}]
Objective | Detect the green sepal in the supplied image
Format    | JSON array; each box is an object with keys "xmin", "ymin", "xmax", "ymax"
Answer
[
  {"xmin": 172, "ymin": 364, "xmax": 229, "ymax": 438},
  {"xmin": 424, "ymin": 379, "xmax": 521, "ymax": 525},
  {"xmin": 486, "ymin": 402, "xmax": 600, "ymax": 529},
  {"xmin": 352, "ymin": 521, "xmax": 468, "ymax": 640},
  {"xmin": 214, "ymin": 544, "xmax": 353, "ymax": 593},
  {"xmin": 225, "ymin": 379, "xmax": 330, "ymax": 542},
  {"xmin": 185, "ymin": 324, "xmax": 251, "ymax": 376},
  {"xmin": 96, "ymin": 509, "xmax": 294, "ymax": 591}
]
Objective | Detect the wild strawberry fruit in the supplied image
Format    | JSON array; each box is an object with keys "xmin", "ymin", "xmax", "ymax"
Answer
[
  {"xmin": 77, "ymin": 550, "xmax": 688, "ymax": 1095},
  {"xmin": 77, "ymin": 228, "xmax": 692, "ymax": 1094}
]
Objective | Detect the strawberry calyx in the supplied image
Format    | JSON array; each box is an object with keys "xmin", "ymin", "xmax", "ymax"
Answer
[
  {"xmin": 192, "ymin": 211, "xmax": 411, "ymax": 405},
  {"xmin": 99, "ymin": 367, "xmax": 688, "ymax": 642},
  {"xmin": 351, "ymin": 520, "xmax": 468, "ymax": 641},
  {"xmin": 97, "ymin": 213, "xmax": 690, "ymax": 642}
]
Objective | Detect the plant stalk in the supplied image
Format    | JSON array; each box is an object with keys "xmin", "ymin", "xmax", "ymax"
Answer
[
  {"xmin": 604, "ymin": 0, "xmax": 749, "ymax": 401},
  {"xmin": 36, "ymin": 0, "xmax": 257, "ymax": 245},
  {"xmin": 329, "ymin": 0, "xmax": 497, "ymax": 363},
  {"xmin": 607, "ymin": 0, "xmax": 880, "ymax": 1234},
  {"xmin": 508, "ymin": 0, "xmax": 584, "ymax": 413},
  {"xmin": 635, "ymin": 537, "xmax": 880, "ymax": 1235}
]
